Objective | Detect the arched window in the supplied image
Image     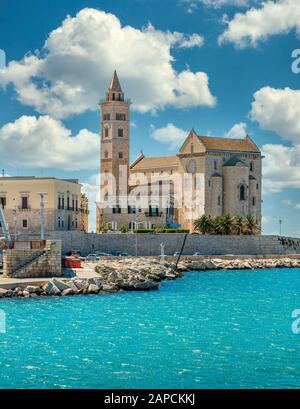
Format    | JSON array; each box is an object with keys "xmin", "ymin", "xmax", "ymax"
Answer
[
  {"xmin": 129, "ymin": 221, "xmax": 136, "ymax": 230},
  {"xmin": 104, "ymin": 127, "xmax": 109, "ymax": 138},
  {"xmin": 240, "ymin": 185, "xmax": 246, "ymax": 201}
]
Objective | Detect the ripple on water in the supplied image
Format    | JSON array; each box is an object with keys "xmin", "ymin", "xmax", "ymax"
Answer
[{"xmin": 0, "ymin": 268, "xmax": 300, "ymax": 388}]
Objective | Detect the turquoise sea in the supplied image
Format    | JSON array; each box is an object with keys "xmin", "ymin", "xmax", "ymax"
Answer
[{"xmin": 0, "ymin": 268, "xmax": 300, "ymax": 389}]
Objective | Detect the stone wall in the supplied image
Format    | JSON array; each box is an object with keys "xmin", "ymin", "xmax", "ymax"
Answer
[
  {"xmin": 45, "ymin": 231, "xmax": 300, "ymax": 256},
  {"xmin": 3, "ymin": 240, "xmax": 62, "ymax": 278}
]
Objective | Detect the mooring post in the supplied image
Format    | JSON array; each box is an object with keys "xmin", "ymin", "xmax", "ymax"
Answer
[{"xmin": 175, "ymin": 233, "xmax": 188, "ymax": 272}]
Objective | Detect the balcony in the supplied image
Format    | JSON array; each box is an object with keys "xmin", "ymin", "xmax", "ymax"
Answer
[
  {"xmin": 145, "ymin": 211, "xmax": 163, "ymax": 217},
  {"xmin": 18, "ymin": 205, "xmax": 31, "ymax": 211}
]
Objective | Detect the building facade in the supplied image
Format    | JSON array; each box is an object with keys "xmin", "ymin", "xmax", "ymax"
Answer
[
  {"xmin": 0, "ymin": 177, "xmax": 89, "ymax": 239},
  {"xmin": 97, "ymin": 72, "xmax": 263, "ymax": 232}
]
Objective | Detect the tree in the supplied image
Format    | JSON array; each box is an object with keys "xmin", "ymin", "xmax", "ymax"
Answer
[
  {"xmin": 194, "ymin": 215, "xmax": 214, "ymax": 234},
  {"xmin": 244, "ymin": 214, "xmax": 259, "ymax": 235},
  {"xmin": 217, "ymin": 214, "xmax": 236, "ymax": 235},
  {"xmin": 233, "ymin": 216, "xmax": 245, "ymax": 235}
]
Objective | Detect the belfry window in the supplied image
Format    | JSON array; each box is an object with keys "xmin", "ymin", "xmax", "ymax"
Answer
[
  {"xmin": 240, "ymin": 185, "xmax": 246, "ymax": 201},
  {"xmin": 116, "ymin": 113, "xmax": 126, "ymax": 121}
]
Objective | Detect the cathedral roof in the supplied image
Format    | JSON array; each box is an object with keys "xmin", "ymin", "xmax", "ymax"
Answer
[
  {"xmin": 223, "ymin": 157, "xmax": 247, "ymax": 167},
  {"xmin": 198, "ymin": 135, "xmax": 260, "ymax": 153},
  {"xmin": 130, "ymin": 155, "xmax": 179, "ymax": 171},
  {"xmin": 108, "ymin": 70, "xmax": 122, "ymax": 92}
]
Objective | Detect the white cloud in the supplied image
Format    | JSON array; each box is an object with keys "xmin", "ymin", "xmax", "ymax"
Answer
[
  {"xmin": 261, "ymin": 143, "xmax": 300, "ymax": 193},
  {"xmin": 219, "ymin": 0, "xmax": 300, "ymax": 47},
  {"xmin": 0, "ymin": 8, "xmax": 214, "ymax": 119},
  {"xmin": 150, "ymin": 123, "xmax": 188, "ymax": 150},
  {"xmin": 184, "ymin": 0, "xmax": 254, "ymax": 13},
  {"xmin": 250, "ymin": 86, "xmax": 300, "ymax": 145},
  {"xmin": 81, "ymin": 173, "xmax": 101, "ymax": 232},
  {"xmin": 224, "ymin": 122, "xmax": 247, "ymax": 138},
  {"xmin": 177, "ymin": 34, "xmax": 204, "ymax": 48},
  {"xmin": 282, "ymin": 199, "xmax": 300, "ymax": 209},
  {"xmin": 250, "ymin": 85, "xmax": 300, "ymax": 194},
  {"xmin": 0, "ymin": 115, "xmax": 99, "ymax": 171}
]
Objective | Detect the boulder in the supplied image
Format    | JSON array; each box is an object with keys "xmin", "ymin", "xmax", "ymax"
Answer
[
  {"xmin": 26, "ymin": 285, "xmax": 42, "ymax": 294},
  {"xmin": 22, "ymin": 290, "xmax": 30, "ymax": 298},
  {"xmin": 102, "ymin": 284, "xmax": 118, "ymax": 293},
  {"xmin": 87, "ymin": 277, "xmax": 103, "ymax": 289},
  {"xmin": 51, "ymin": 278, "xmax": 71, "ymax": 292},
  {"xmin": 43, "ymin": 281, "xmax": 61, "ymax": 296},
  {"xmin": 62, "ymin": 288, "xmax": 74, "ymax": 296},
  {"xmin": 87, "ymin": 284, "xmax": 99, "ymax": 294},
  {"xmin": 0, "ymin": 288, "xmax": 8, "ymax": 297},
  {"xmin": 134, "ymin": 280, "xmax": 159, "ymax": 291}
]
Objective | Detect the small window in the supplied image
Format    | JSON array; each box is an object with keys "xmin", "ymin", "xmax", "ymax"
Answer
[
  {"xmin": 256, "ymin": 183, "xmax": 259, "ymax": 190},
  {"xmin": 104, "ymin": 151, "xmax": 108, "ymax": 159},
  {"xmin": 250, "ymin": 161, "xmax": 254, "ymax": 172},
  {"xmin": 118, "ymin": 128, "xmax": 124, "ymax": 137},
  {"xmin": 240, "ymin": 185, "xmax": 246, "ymax": 201},
  {"xmin": 214, "ymin": 160, "xmax": 217, "ymax": 170},
  {"xmin": 191, "ymin": 144, "xmax": 194, "ymax": 154},
  {"xmin": 21, "ymin": 196, "xmax": 28, "ymax": 209},
  {"xmin": 61, "ymin": 220, "xmax": 64, "ymax": 228},
  {"xmin": 22, "ymin": 219, "xmax": 28, "ymax": 228},
  {"xmin": 58, "ymin": 217, "xmax": 61, "ymax": 228},
  {"xmin": 0, "ymin": 197, "xmax": 6, "ymax": 208},
  {"xmin": 116, "ymin": 113, "xmax": 126, "ymax": 121},
  {"xmin": 104, "ymin": 127, "xmax": 109, "ymax": 138},
  {"xmin": 218, "ymin": 195, "xmax": 221, "ymax": 206},
  {"xmin": 208, "ymin": 180, "xmax": 211, "ymax": 187},
  {"xmin": 252, "ymin": 196, "xmax": 256, "ymax": 206},
  {"xmin": 118, "ymin": 152, "xmax": 123, "ymax": 159}
]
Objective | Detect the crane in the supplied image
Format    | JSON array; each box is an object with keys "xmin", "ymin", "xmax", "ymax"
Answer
[{"xmin": 0, "ymin": 204, "xmax": 11, "ymax": 248}]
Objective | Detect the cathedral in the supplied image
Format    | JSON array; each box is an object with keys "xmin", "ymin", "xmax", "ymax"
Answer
[{"xmin": 96, "ymin": 71, "xmax": 262, "ymax": 232}]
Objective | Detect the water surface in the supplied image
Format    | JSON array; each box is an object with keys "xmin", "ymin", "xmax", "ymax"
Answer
[{"xmin": 0, "ymin": 268, "xmax": 300, "ymax": 388}]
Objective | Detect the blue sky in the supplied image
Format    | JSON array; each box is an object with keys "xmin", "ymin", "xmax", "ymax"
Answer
[{"xmin": 0, "ymin": 0, "xmax": 300, "ymax": 235}]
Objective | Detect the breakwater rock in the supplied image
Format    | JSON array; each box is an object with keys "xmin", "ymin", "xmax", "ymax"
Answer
[
  {"xmin": 0, "ymin": 256, "xmax": 299, "ymax": 299},
  {"xmin": 180, "ymin": 257, "xmax": 300, "ymax": 271},
  {"xmin": 0, "ymin": 258, "xmax": 182, "ymax": 298}
]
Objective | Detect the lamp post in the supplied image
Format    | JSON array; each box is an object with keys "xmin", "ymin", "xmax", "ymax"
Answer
[
  {"xmin": 279, "ymin": 219, "xmax": 282, "ymax": 236},
  {"xmin": 38, "ymin": 193, "xmax": 47, "ymax": 240}
]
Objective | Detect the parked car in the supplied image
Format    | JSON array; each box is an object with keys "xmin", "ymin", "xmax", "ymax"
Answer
[
  {"xmin": 193, "ymin": 252, "xmax": 202, "ymax": 256},
  {"xmin": 86, "ymin": 254, "xmax": 100, "ymax": 262},
  {"xmin": 95, "ymin": 252, "xmax": 115, "ymax": 257},
  {"xmin": 173, "ymin": 251, "xmax": 180, "ymax": 257}
]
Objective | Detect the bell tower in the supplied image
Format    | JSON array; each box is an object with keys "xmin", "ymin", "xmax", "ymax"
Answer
[{"xmin": 98, "ymin": 71, "xmax": 131, "ymax": 227}]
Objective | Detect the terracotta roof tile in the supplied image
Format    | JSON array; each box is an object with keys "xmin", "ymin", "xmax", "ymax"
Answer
[
  {"xmin": 130, "ymin": 156, "xmax": 179, "ymax": 171},
  {"xmin": 198, "ymin": 135, "xmax": 260, "ymax": 153}
]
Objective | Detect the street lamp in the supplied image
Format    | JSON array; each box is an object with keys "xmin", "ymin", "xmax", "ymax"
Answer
[
  {"xmin": 38, "ymin": 193, "xmax": 47, "ymax": 240},
  {"xmin": 279, "ymin": 219, "xmax": 282, "ymax": 236}
]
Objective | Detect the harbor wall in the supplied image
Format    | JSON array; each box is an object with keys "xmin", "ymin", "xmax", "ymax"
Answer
[{"xmin": 43, "ymin": 232, "xmax": 300, "ymax": 257}]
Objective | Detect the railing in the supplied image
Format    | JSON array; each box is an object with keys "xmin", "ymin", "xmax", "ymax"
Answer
[
  {"xmin": 145, "ymin": 211, "xmax": 163, "ymax": 217},
  {"xmin": 18, "ymin": 205, "xmax": 31, "ymax": 211},
  {"xmin": 99, "ymin": 98, "xmax": 131, "ymax": 104}
]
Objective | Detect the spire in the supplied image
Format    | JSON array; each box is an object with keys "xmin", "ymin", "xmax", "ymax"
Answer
[{"xmin": 108, "ymin": 70, "xmax": 122, "ymax": 92}]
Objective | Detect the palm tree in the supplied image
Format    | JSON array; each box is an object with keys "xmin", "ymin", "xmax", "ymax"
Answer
[
  {"xmin": 213, "ymin": 216, "xmax": 224, "ymax": 235},
  {"xmin": 244, "ymin": 214, "xmax": 259, "ymax": 235},
  {"xmin": 233, "ymin": 216, "xmax": 245, "ymax": 235},
  {"xmin": 194, "ymin": 215, "xmax": 214, "ymax": 234},
  {"xmin": 218, "ymin": 214, "xmax": 236, "ymax": 235}
]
